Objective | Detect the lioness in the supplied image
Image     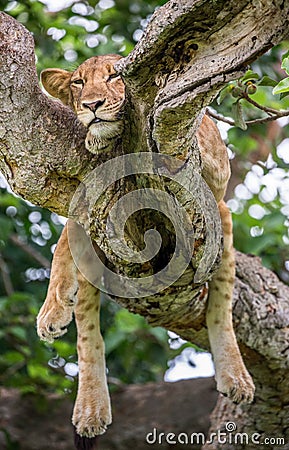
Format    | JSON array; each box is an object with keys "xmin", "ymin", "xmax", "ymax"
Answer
[{"xmin": 37, "ymin": 55, "xmax": 255, "ymax": 439}]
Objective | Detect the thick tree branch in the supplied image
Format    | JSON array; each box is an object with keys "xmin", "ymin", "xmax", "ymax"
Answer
[
  {"xmin": 0, "ymin": 11, "xmax": 95, "ymax": 215},
  {"xmin": 116, "ymin": 0, "xmax": 289, "ymax": 159},
  {"xmin": 0, "ymin": 0, "xmax": 289, "ymax": 351},
  {"xmin": 1, "ymin": 1, "xmax": 289, "ymax": 214},
  {"xmin": 1, "ymin": 3, "xmax": 289, "ymax": 440}
]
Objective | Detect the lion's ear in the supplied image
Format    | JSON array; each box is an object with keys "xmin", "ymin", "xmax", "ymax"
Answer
[{"xmin": 41, "ymin": 68, "xmax": 71, "ymax": 106}]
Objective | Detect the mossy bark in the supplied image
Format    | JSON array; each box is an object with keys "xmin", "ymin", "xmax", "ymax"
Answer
[{"xmin": 1, "ymin": 1, "xmax": 289, "ymax": 446}]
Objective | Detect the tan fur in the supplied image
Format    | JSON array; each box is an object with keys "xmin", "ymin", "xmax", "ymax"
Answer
[
  {"xmin": 37, "ymin": 223, "xmax": 78, "ymax": 343},
  {"xmin": 198, "ymin": 115, "xmax": 254, "ymax": 402},
  {"xmin": 41, "ymin": 55, "xmax": 125, "ymax": 153},
  {"xmin": 37, "ymin": 56, "xmax": 254, "ymax": 438},
  {"xmin": 73, "ymin": 276, "xmax": 111, "ymax": 436}
]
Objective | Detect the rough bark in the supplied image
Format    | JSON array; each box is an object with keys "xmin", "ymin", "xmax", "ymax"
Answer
[
  {"xmin": 1, "ymin": 0, "xmax": 288, "ymax": 321},
  {"xmin": 1, "ymin": 1, "xmax": 289, "ymax": 448},
  {"xmin": 204, "ymin": 251, "xmax": 289, "ymax": 450}
]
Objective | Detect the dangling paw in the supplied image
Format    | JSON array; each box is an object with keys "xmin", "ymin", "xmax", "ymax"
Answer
[
  {"xmin": 72, "ymin": 386, "xmax": 112, "ymax": 437},
  {"xmin": 37, "ymin": 279, "xmax": 78, "ymax": 344},
  {"xmin": 216, "ymin": 360, "xmax": 255, "ymax": 404}
]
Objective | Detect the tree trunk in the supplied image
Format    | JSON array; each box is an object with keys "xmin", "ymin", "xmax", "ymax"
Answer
[{"xmin": 1, "ymin": 1, "xmax": 289, "ymax": 447}]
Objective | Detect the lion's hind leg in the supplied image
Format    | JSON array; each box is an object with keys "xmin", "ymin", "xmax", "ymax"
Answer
[{"xmin": 206, "ymin": 200, "xmax": 255, "ymax": 404}]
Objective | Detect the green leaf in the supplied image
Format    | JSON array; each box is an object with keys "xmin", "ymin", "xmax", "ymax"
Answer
[
  {"xmin": 3, "ymin": 351, "xmax": 25, "ymax": 364},
  {"xmin": 258, "ymin": 76, "xmax": 278, "ymax": 87},
  {"xmin": 241, "ymin": 70, "xmax": 260, "ymax": 82},
  {"xmin": 52, "ymin": 340, "xmax": 75, "ymax": 358},
  {"xmin": 115, "ymin": 309, "xmax": 146, "ymax": 333},
  {"xmin": 232, "ymin": 101, "xmax": 247, "ymax": 130},
  {"xmin": 217, "ymin": 85, "xmax": 233, "ymax": 105},
  {"xmin": 264, "ymin": 211, "xmax": 285, "ymax": 230},
  {"xmin": 19, "ymin": 385, "xmax": 37, "ymax": 395},
  {"xmin": 281, "ymin": 49, "xmax": 289, "ymax": 60},
  {"xmin": 27, "ymin": 362, "xmax": 49, "ymax": 380},
  {"xmin": 248, "ymin": 234, "xmax": 274, "ymax": 255},
  {"xmin": 280, "ymin": 91, "xmax": 289, "ymax": 100},
  {"xmin": 9, "ymin": 326, "xmax": 27, "ymax": 341},
  {"xmin": 272, "ymin": 77, "xmax": 289, "ymax": 95},
  {"xmin": 105, "ymin": 329, "xmax": 126, "ymax": 354},
  {"xmin": 281, "ymin": 50, "xmax": 289, "ymax": 75}
]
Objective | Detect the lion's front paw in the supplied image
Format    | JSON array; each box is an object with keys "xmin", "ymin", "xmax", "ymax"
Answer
[
  {"xmin": 37, "ymin": 281, "xmax": 78, "ymax": 344},
  {"xmin": 37, "ymin": 305, "xmax": 74, "ymax": 344},
  {"xmin": 72, "ymin": 390, "xmax": 112, "ymax": 437},
  {"xmin": 217, "ymin": 364, "xmax": 255, "ymax": 404}
]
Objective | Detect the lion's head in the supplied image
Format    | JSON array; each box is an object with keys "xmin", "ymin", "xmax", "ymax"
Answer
[{"xmin": 41, "ymin": 55, "xmax": 125, "ymax": 153}]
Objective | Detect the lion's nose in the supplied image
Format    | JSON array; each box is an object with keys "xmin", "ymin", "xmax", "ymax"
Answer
[{"xmin": 83, "ymin": 100, "xmax": 105, "ymax": 112}]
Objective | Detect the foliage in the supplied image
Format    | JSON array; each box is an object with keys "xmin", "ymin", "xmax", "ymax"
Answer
[
  {"xmin": 0, "ymin": 184, "xmax": 76, "ymax": 394},
  {"xmin": 1, "ymin": 0, "xmax": 166, "ymax": 70},
  {"xmin": 273, "ymin": 50, "xmax": 289, "ymax": 96},
  {"xmin": 103, "ymin": 305, "xmax": 173, "ymax": 384},
  {"xmin": 0, "ymin": 0, "xmax": 288, "ymax": 399},
  {"xmin": 215, "ymin": 61, "xmax": 289, "ymax": 129},
  {"xmin": 211, "ymin": 43, "xmax": 289, "ymax": 282}
]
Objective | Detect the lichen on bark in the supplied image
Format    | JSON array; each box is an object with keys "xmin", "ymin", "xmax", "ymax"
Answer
[{"xmin": 1, "ymin": 1, "xmax": 289, "ymax": 446}]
